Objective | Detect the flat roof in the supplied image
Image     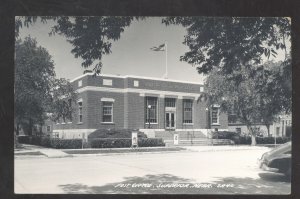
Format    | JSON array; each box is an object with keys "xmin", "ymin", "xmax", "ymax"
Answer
[{"xmin": 70, "ymin": 73, "xmax": 204, "ymax": 85}]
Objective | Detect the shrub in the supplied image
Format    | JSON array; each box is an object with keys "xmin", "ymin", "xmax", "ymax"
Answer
[
  {"xmin": 41, "ymin": 137, "xmax": 51, "ymax": 147},
  {"xmin": 90, "ymin": 138, "xmax": 131, "ymax": 148},
  {"xmin": 90, "ymin": 138, "xmax": 165, "ymax": 148},
  {"xmin": 212, "ymin": 131, "xmax": 239, "ymax": 140},
  {"xmin": 50, "ymin": 139, "xmax": 83, "ymax": 149},
  {"xmin": 17, "ymin": 135, "xmax": 30, "ymax": 144},
  {"xmin": 138, "ymin": 138, "xmax": 165, "ymax": 147},
  {"xmin": 88, "ymin": 129, "xmax": 147, "ymax": 139},
  {"xmin": 237, "ymin": 136, "xmax": 252, "ymax": 145},
  {"xmin": 256, "ymin": 136, "xmax": 291, "ymax": 144},
  {"xmin": 18, "ymin": 135, "xmax": 83, "ymax": 149}
]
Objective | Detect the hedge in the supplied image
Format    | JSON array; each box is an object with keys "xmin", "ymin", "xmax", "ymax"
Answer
[
  {"xmin": 90, "ymin": 138, "xmax": 131, "ymax": 148},
  {"xmin": 212, "ymin": 131, "xmax": 291, "ymax": 145},
  {"xmin": 231, "ymin": 136, "xmax": 291, "ymax": 145},
  {"xmin": 90, "ymin": 138, "xmax": 165, "ymax": 148},
  {"xmin": 88, "ymin": 129, "xmax": 147, "ymax": 139},
  {"xmin": 138, "ymin": 138, "xmax": 165, "ymax": 147},
  {"xmin": 18, "ymin": 136, "xmax": 83, "ymax": 149}
]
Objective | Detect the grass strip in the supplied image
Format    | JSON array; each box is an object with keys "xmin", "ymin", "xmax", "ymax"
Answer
[{"xmin": 63, "ymin": 147, "xmax": 185, "ymax": 154}]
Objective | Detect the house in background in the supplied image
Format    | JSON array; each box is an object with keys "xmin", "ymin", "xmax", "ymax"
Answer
[
  {"xmin": 228, "ymin": 113, "xmax": 292, "ymax": 137},
  {"xmin": 51, "ymin": 72, "xmax": 228, "ymax": 140}
]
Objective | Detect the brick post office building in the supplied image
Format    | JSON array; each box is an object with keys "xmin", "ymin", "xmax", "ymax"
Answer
[{"xmin": 52, "ymin": 73, "xmax": 228, "ymax": 139}]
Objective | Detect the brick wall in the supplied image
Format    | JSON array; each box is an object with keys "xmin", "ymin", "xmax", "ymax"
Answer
[
  {"xmin": 127, "ymin": 77, "xmax": 201, "ymax": 93},
  {"xmin": 86, "ymin": 90, "xmax": 124, "ymax": 129},
  {"xmin": 127, "ymin": 93, "xmax": 145, "ymax": 129},
  {"xmin": 158, "ymin": 97, "xmax": 165, "ymax": 129},
  {"xmin": 211, "ymin": 112, "xmax": 228, "ymax": 130}
]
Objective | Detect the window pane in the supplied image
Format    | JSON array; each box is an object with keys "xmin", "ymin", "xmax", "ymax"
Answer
[
  {"xmin": 165, "ymin": 98, "xmax": 176, "ymax": 107},
  {"xmin": 183, "ymin": 99, "xmax": 193, "ymax": 123},
  {"xmin": 211, "ymin": 107, "xmax": 219, "ymax": 124},
  {"xmin": 102, "ymin": 102, "xmax": 113, "ymax": 122},
  {"xmin": 145, "ymin": 97, "xmax": 157, "ymax": 123}
]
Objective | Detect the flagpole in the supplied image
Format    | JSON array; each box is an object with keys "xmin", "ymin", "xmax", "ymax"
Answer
[{"xmin": 165, "ymin": 41, "xmax": 168, "ymax": 79}]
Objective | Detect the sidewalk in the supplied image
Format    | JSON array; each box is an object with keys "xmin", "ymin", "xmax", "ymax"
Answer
[
  {"xmin": 14, "ymin": 144, "xmax": 273, "ymax": 159},
  {"xmin": 182, "ymin": 145, "xmax": 271, "ymax": 152},
  {"xmin": 15, "ymin": 144, "xmax": 71, "ymax": 158}
]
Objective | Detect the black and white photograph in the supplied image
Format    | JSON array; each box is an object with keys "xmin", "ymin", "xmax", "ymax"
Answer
[{"xmin": 14, "ymin": 16, "xmax": 292, "ymax": 194}]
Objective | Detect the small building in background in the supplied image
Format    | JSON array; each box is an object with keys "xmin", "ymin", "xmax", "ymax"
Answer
[{"xmin": 228, "ymin": 114, "xmax": 292, "ymax": 137}]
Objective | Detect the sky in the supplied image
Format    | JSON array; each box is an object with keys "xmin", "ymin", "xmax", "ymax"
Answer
[
  {"xmin": 18, "ymin": 17, "xmax": 290, "ymax": 84},
  {"xmin": 18, "ymin": 17, "xmax": 206, "ymax": 83}
]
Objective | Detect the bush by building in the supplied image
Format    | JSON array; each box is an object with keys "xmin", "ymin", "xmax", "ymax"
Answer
[
  {"xmin": 88, "ymin": 129, "xmax": 147, "ymax": 139},
  {"xmin": 138, "ymin": 138, "xmax": 165, "ymax": 147},
  {"xmin": 90, "ymin": 138, "xmax": 165, "ymax": 148},
  {"xmin": 212, "ymin": 131, "xmax": 291, "ymax": 145},
  {"xmin": 18, "ymin": 135, "xmax": 83, "ymax": 149}
]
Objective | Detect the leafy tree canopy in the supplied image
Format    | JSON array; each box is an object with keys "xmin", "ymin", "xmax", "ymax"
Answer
[
  {"xmin": 162, "ymin": 17, "xmax": 290, "ymax": 74},
  {"xmin": 15, "ymin": 36, "xmax": 77, "ymax": 135},
  {"xmin": 15, "ymin": 16, "xmax": 140, "ymax": 73},
  {"xmin": 15, "ymin": 36, "xmax": 56, "ymax": 134},
  {"xmin": 50, "ymin": 78, "xmax": 78, "ymax": 123}
]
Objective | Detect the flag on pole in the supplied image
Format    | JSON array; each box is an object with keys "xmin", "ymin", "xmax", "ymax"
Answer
[
  {"xmin": 150, "ymin": 44, "xmax": 165, "ymax": 51},
  {"xmin": 150, "ymin": 42, "xmax": 168, "ymax": 79}
]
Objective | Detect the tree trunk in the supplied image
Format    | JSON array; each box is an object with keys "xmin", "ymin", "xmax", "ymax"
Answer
[
  {"xmin": 266, "ymin": 125, "xmax": 270, "ymax": 137},
  {"xmin": 247, "ymin": 126, "xmax": 256, "ymax": 146},
  {"xmin": 28, "ymin": 118, "xmax": 33, "ymax": 136}
]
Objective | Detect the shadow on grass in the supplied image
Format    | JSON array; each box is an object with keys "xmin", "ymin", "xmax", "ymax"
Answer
[{"xmin": 58, "ymin": 172, "xmax": 290, "ymax": 194}]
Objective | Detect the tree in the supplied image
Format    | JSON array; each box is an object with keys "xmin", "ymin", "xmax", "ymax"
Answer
[
  {"xmin": 162, "ymin": 17, "xmax": 290, "ymax": 74},
  {"xmin": 15, "ymin": 16, "xmax": 139, "ymax": 73},
  {"xmin": 50, "ymin": 78, "xmax": 77, "ymax": 123},
  {"xmin": 163, "ymin": 17, "xmax": 291, "ymax": 145},
  {"xmin": 255, "ymin": 60, "xmax": 292, "ymax": 137},
  {"xmin": 15, "ymin": 37, "xmax": 78, "ymax": 138},
  {"xmin": 15, "ymin": 36, "xmax": 55, "ymax": 136}
]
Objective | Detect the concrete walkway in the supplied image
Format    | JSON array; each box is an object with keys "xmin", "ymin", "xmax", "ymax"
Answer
[
  {"xmin": 39, "ymin": 149, "xmax": 72, "ymax": 158},
  {"xmin": 15, "ymin": 144, "xmax": 71, "ymax": 158}
]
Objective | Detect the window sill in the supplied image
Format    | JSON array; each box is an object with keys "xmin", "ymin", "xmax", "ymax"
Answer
[
  {"xmin": 101, "ymin": 122, "xmax": 115, "ymax": 124},
  {"xmin": 77, "ymin": 122, "xmax": 83, "ymax": 125},
  {"xmin": 144, "ymin": 123, "xmax": 158, "ymax": 124},
  {"xmin": 67, "ymin": 122, "xmax": 72, "ymax": 124},
  {"xmin": 211, "ymin": 123, "xmax": 221, "ymax": 126},
  {"xmin": 183, "ymin": 123, "xmax": 194, "ymax": 125}
]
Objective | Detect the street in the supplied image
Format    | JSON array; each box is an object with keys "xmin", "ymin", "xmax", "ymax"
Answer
[{"xmin": 14, "ymin": 147, "xmax": 291, "ymax": 194}]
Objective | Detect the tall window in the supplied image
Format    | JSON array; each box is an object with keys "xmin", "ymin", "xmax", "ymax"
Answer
[
  {"xmin": 102, "ymin": 101, "xmax": 113, "ymax": 122},
  {"xmin": 145, "ymin": 97, "xmax": 157, "ymax": 123},
  {"xmin": 183, "ymin": 99, "xmax": 193, "ymax": 124},
  {"xmin": 211, "ymin": 107, "xmax": 219, "ymax": 124},
  {"xmin": 78, "ymin": 101, "xmax": 83, "ymax": 123},
  {"xmin": 165, "ymin": 98, "xmax": 176, "ymax": 107}
]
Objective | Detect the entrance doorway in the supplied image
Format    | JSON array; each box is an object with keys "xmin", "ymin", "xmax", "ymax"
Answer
[{"xmin": 166, "ymin": 112, "xmax": 175, "ymax": 129}]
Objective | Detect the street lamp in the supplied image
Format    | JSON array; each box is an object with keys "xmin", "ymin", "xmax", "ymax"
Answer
[{"xmin": 147, "ymin": 105, "xmax": 151, "ymax": 129}]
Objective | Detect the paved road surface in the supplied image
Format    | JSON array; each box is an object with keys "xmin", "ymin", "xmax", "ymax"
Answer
[{"xmin": 15, "ymin": 147, "xmax": 291, "ymax": 194}]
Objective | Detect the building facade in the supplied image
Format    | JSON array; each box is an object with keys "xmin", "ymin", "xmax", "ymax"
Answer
[{"xmin": 53, "ymin": 73, "xmax": 228, "ymax": 139}]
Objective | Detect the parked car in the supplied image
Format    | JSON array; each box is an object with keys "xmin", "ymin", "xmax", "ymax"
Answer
[{"xmin": 258, "ymin": 141, "xmax": 291, "ymax": 178}]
